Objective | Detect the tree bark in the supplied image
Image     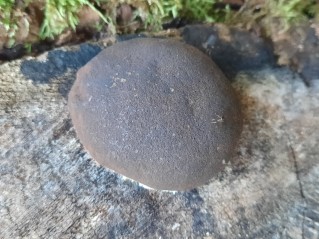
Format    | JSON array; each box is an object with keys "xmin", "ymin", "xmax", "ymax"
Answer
[{"xmin": 0, "ymin": 40, "xmax": 318, "ymax": 239}]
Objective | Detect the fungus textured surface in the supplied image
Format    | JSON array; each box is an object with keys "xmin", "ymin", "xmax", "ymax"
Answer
[{"xmin": 68, "ymin": 38, "xmax": 242, "ymax": 190}]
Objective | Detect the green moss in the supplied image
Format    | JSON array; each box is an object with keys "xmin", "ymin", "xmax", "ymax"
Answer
[
  {"xmin": 0, "ymin": 0, "xmax": 318, "ymax": 48},
  {"xmin": 0, "ymin": 0, "xmax": 18, "ymax": 47},
  {"xmin": 182, "ymin": 0, "xmax": 230, "ymax": 23},
  {"xmin": 0, "ymin": 0, "xmax": 230, "ymax": 43},
  {"xmin": 40, "ymin": 0, "xmax": 113, "ymax": 39},
  {"xmin": 0, "ymin": 0, "xmax": 15, "ymax": 28},
  {"xmin": 229, "ymin": 0, "xmax": 318, "ymax": 35},
  {"xmin": 265, "ymin": 0, "xmax": 318, "ymax": 30},
  {"xmin": 142, "ymin": 0, "xmax": 183, "ymax": 30}
]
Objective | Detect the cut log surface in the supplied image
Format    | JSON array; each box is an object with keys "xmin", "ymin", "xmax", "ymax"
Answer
[{"xmin": 0, "ymin": 41, "xmax": 318, "ymax": 239}]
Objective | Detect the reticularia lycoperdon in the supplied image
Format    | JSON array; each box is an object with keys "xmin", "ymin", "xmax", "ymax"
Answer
[{"xmin": 68, "ymin": 38, "xmax": 243, "ymax": 191}]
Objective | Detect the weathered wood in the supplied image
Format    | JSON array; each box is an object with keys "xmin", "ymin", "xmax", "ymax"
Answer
[{"xmin": 0, "ymin": 41, "xmax": 318, "ymax": 238}]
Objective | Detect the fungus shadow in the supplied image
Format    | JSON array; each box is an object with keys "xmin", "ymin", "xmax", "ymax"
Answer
[{"xmin": 20, "ymin": 43, "xmax": 102, "ymax": 97}]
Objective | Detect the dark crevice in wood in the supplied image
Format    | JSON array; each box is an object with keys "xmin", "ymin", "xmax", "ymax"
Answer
[{"xmin": 286, "ymin": 132, "xmax": 307, "ymax": 239}]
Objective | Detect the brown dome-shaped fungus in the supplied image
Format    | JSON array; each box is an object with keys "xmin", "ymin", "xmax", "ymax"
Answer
[{"xmin": 68, "ymin": 38, "xmax": 242, "ymax": 190}]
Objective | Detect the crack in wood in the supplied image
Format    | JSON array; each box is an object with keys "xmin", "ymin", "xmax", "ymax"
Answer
[{"xmin": 286, "ymin": 131, "xmax": 307, "ymax": 239}]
